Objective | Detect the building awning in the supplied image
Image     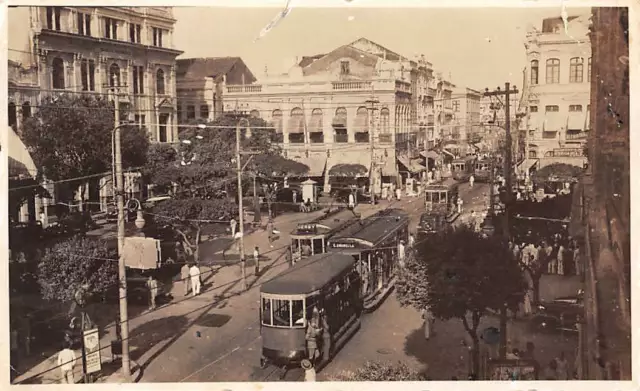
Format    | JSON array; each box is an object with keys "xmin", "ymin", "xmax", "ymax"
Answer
[
  {"xmin": 441, "ymin": 148, "xmax": 455, "ymax": 158},
  {"xmin": 566, "ymin": 114, "xmax": 584, "ymax": 131},
  {"xmin": 287, "ymin": 115, "xmax": 305, "ymax": 134},
  {"xmin": 7, "ymin": 125, "xmax": 37, "ymax": 179},
  {"xmin": 584, "ymin": 108, "xmax": 591, "ymax": 130},
  {"xmin": 544, "ymin": 113, "xmax": 564, "ymax": 132},
  {"xmin": 397, "ymin": 155, "xmax": 425, "ymax": 174},
  {"xmin": 517, "ymin": 158, "xmax": 539, "ymax": 172},
  {"xmin": 420, "ymin": 150, "xmax": 439, "ymax": 159},
  {"xmin": 332, "ymin": 115, "xmax": 347, "ymax": 128},
  {"xmin": 328, "ymin": 151, "xmax": 371, "ymax": 177},
  {"xmin": 354, "ymin": 113, "xmax": 369, "ymax": 133},
  {"xmin": 294, "ymin": 154, "xmax": 327, "ymax": 177},
  {"xmin": 308, "ymin": 115, "xmax": 323, "ymax": 133}
]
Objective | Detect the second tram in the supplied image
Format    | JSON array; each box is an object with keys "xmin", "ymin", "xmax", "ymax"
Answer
[
  {"xmin": 326, "ymin": 208, "xmax": 410, "ymax": 310},
  {"xmin": 450, "ymin": 156, "xmax": 476, "ymax": 182},
  {"xmin": 290, "ymin": 208, "xmax": 360, "ymax": 259},
  {"xmin": 474, "ymin": 159, "xmax": 493, "ymax": 182}
]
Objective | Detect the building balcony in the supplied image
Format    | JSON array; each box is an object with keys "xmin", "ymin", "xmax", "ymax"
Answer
[{"xmin": 224, "ymin": 78, "xmax": 409, "ymax": 96}]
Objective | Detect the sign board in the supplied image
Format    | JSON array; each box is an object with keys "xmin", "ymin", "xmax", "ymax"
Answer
[
  {"xmin": 329, "ymin": 242, "xmax": 356, "ymax": 249},
  {"xmin": 122, "ymin": 237, "xmax": 161, "ymax": 269},
  {"xmin": 82, "ymin": 328, "xmax": 101, "ymax": 374},
  {"xmin": 551, "ymin": 148, "xmax": 583, "ymax": 158},
  {"xmin": 297, "ymin": 223, "xmax": 317, "ymax": 233},
  {"xmin": 487, "ymin": 359, "xmax": 537, "ymax": 380}
]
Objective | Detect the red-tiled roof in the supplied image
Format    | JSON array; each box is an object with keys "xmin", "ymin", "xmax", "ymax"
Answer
[{"xmin": 176, "ymin": 57, "xmax": 256, "ymax": 84}]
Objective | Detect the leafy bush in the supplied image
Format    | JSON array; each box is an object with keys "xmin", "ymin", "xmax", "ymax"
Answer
[{"xmin": 329, "ymin": 361, "xmax": 427, "ymax": 381}]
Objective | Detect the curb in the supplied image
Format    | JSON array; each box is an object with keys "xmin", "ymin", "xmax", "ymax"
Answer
[{"xmin": 101, "ymin": 360, "xmax": 142, "ymax": 383}]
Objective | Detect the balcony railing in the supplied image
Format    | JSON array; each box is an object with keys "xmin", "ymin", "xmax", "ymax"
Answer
[
  {"xmin": 566, "ymin": 131, "xmax": 588, "ymax": 140},
  {"xmin": 333, "ymin": 81, "xmax": 370, "ymax": 90},
  {"xmin": 225, "ymin": 78, "xmax": 409, "ymax": 95}
]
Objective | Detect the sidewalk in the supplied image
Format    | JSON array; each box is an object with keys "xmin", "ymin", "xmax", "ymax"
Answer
[{"xmin": 13, "ymin": 203, "xmax": 394, "ymax": 384}]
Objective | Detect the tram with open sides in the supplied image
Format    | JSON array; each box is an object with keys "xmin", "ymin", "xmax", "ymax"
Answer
[
  {"xmin": 421, "ymin": 178, "xmax": 460, "ymax": 233},
  {"xmin": 326, "ymin": 208, "xmax": 410, "ymax": 311},
  {"xmin": 474, "ymin": 158, "xmax": 493, "ymax": 183},
  {"xmin": 450, "ymin": 156, "xmax": 476, "ymax": 182},
  {"xmin": 290, "ymin": 208, "xmax": 360, "ymax": 258},
  {"xmin": 259, "ymin": 253, "xmax": 362, "ymax": 370}
]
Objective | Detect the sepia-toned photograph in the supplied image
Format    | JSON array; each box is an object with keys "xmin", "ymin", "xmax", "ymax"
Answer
[{"xmin": 5, "ymin": 2, "xmax": 631, "ymax": 386}]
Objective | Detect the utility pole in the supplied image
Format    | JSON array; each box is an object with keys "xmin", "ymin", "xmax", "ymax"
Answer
[
  {"xmin": 236, "ymin": 117, "xmax": 247, "ymax": 291},
  {"xmin": 113, "ymin": 80, "xmax": 131, "ymax": 379},
  {"xmin": 365, "ymin": 91, "xmax": 379, "ymax": 204},
  {"xmin": 483, "ymin": 82, "xmax": 518, "ymax": 360}
]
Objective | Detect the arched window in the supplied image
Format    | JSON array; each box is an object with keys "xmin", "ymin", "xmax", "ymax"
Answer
[
  {"xmin": 272, "ymin": 109, "xmax": 283, "ymax": 143},
  {"xmin": 530, "ymin": 60, "xmax": 539, "ymax": 85},
  {"xmin": 22, "ymin": 102, "xmax": 31, "ymax": 120},
  {"xmin": 156, "ymin": 69, "xmax": 165, "ymax": 95},
  {"xmin": 545, "ymin": 58, "xmax": 560, "ymax": 84},
  {"xmin": 8, "ymin": 102, "xmax": 17, "ymax": 129},
  {"xmin": 528, "ymin": 150, "xmax": 537, "ymax": 159},
  {"xmin": 587, "ymin": 57, "xmax": 592, "ymax": 82},
  {"xmin": 52, "ymin": 57, "xmax": 65, "ymax": 89},
  {"xmin": 250, "ymin": 109, "xmax": 260, "ymax": 118},
  {"xmin": 109, "ymin": 63, "xmax": 121, "ymax": 87},
  {"xmin": 569, "ymin": 57, "xmax": 583, "ymax": 83},
  {"xmin": 354, "ymin": 107, "xmax": 369, "ymax": 143},
  {"xmin": 333, "ymin": 107, "xmax": 348, "ymax": 143},
  {"xmin": 309, "ymin": 108, "xmax": 323, "ymax": 143},
  {"xmin": 288, "ymin": 107, "xmax": 305, "ymax": 144},
  {"xmin": 380, "ymin": 108, "xmax": 390, "ymax": 133}
]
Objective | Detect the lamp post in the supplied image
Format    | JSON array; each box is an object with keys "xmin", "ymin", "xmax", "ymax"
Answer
[{"xmin": 235, "ymin": 116, "xmax": 252, "ymax": 290}]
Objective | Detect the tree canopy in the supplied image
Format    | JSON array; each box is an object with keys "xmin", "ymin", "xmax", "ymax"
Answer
[
  {"xmin": 329, "ymin": 361, "xmax": 427, "ymax": 381},
  {"xmin": 396, "ymin": 224, "xmax": 526, "ymax": 375},
  {"xmin": 531, "ymin": 163, "xmax": 583, "ymax": 184},
  {"xmin": 37, "ymin": 236, "xmax": 118, "ymax": 303}
]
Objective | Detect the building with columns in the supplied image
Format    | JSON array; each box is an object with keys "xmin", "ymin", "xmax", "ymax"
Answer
[
  {"xmin": 519, "ymin": 14, "xmax": 590, "ymax": 173},
  {"xmin": 220, "ymin": 38, "xmax": 448, "ymax": 192},
  {"xmin": 8, "ymin": 6, "xmax": 183, "ymax": 222}
]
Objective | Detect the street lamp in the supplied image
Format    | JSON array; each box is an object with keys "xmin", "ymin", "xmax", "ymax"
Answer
[{"xmin": 126, "ymin": 199, "xmax": 146, "ymax": 230}]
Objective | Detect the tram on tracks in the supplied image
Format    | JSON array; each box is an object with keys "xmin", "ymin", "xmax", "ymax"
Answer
[
  {"xmin": 450, "ymin": 156, "xmax": 476, "ymax": 182},
  {"xmin": 420, "ymin": 178, "xmax": 460, "ymax": 236},
  {"xmin": 259, "ymin": 253, "xmax": 362, "ymax": 369},
  {"xmin": 290, "ymin": 207, "xmax": 361, "ymax": 258},
  {"xmin": 326, "ymin": 208, "xmax": 410, "ymax": 310},
  {"xmin": 474, "ymin": 158, "xmax": 493, "ymax": 182}
]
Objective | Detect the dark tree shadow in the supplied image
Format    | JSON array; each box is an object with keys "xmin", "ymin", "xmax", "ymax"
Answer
[{"xmin": 403, "ymin": 327, "xmax": 468, "ymax": 380}]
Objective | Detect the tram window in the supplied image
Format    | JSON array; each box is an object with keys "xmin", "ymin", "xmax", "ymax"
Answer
[
  {"xmin": 313, "ymin": 238, "xmax": 323, "ymax": 254},
  {"xmin": 261, "ymin": 298, "xmax": 272, "ymax": 326},
  {"xmin": 291, "ymin": 300, "xmax": 305, "ymax": 328},
  {"xmin": 272, "ymin": 299, "xmax": 291, "ymax": 327},
  {"xmin": 300, "ymin": 240, "xmax": 312, "ymax": 256}
]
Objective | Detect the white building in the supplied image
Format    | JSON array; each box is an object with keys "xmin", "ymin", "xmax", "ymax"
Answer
[{"xmin": 520, "ymin": 14, "xmax": 590, "ymax": 172}]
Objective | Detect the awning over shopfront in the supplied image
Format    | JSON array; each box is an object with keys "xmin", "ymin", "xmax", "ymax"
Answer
[
  {"xmin": 397, "ymin": 155, "xmax": 426, "ymax": 174},
  {"xmin": 441, "ymin": 148, "xmax": 455, "ymax": 158},
  {"xmin": 308, "ymin": 114, "xmax": 323, "ymax": 133},
  {"xmin": 567, "ymin": 114, "xmax": 584, "ymax": 131},
  {"xmin": 354, "ymin": 110, "xmax": 369, "ymax": 133},
  {"xmin": 420, "ymin": 150, "xmax": 440, "ymax": 160},
  {"xmin": 8, "ymin": 125, "xmax": 37, "ymax": 179},
  {"xmin": 287, "ymin": 115, "xmax": 305, "ymax": 134},
  {"xmin": 294, "ymin": 155, "xmax": 327, "ymax": 177},
  {"xmin": 518, "ymin": 158, "xmax": 539, "ymax": 172},
  {"xmin": 328, "ymin": 151, "xmax": 371, "ymax": 177},
  {"xmin": 543, "ymin": 113, "xmax": 565, "ymax": 132}
]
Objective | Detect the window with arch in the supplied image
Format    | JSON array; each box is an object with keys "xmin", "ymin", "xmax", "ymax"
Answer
[
  {"xmin": 528, "ymin": 150, "xmax": 538, "ymax": 159},
  {"xmin": 288, "ymin": 107, "xmax": 305, "ymax": 144},
  {"xmin": 271, "ymin": 109, "xmax": 283, "ymax": 143},
  {"xmin": 109, "ymin": 63, "xmax": 121, "ymax": 87},
  {"xmin": 530, "ymin": 60, "xmax": 539, "ymax": 85},
  {"xmin": 22, "ymin": 102, "xmax": 31, "ymax": 120},
  {"xmin": 354, "ymin": 107, "xmax": 369, "ymax": 143},
  {"xmin": 380, "ymin": 107, "xmax": 391, "ymax": 143},
  {"xmin": 587, "ymin": 57, "xmax": 592, "ymax": 82},
  {"xmin": 156, "ymin": 69, "xmax": 165, "ymax": 95},
  {"xmin": 333, "ymin": 107, "xmax": 348, "ymax": 143},
  {"xmin": 250, "ymin": 109, "xmax": 260, "ymax": 118},
  {"xmin": 308, "ymin": 108, "xmax": 324, "ymax": 143},
  {"xmin": 545, "ymin": 58, "xmax": 560, "ymax": 84},
  {"xmin": 569, "ymin": 57, "xmax": 583, "ymax": 83},
  {"xmin": 8, "ymin": 103, "xmax": 17, "ymax": 129},
  {"xmin": 52, "ymin": 57, "xmax": 65, "ymax": 89}
]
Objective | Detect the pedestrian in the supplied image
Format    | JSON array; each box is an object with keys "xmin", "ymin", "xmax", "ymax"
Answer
[
  {"xmin": 253, "ymin": 246, "xmax": 260, "ymax": 272},
  {"xmin": 523, "ymin": 288, "xmax": 533, "ymax": 316},
  {"xmin": 546, "ymin": 242, "xmax": 556, "ymax": 274},
  {"xmin": 557, "ymin": 243, "xmax": 565, "ymax": 275},
  {"xmin": 230, "ymin": 218, "xmax": 237, "ymax": 238},
  {"xmin": 292, "ymin": 190, "xmax": 298, "ymax": 205},
  {"xmin": 408, "ymin": 233, "xmax": 415, "ymax": 249},
  {"xmin": 422, "ymin": 308, "xmax": 435, "ymax": 340},
  {"xmin": 348, "ymin": 192, "xmax": 355, "ymax": 209},
  {"xmin": 189, "ymin": 263, "xmax": 201, "ymax": 296},
  {"xmin": 301, "ymin": 359, "xmax": 316, "ymax": 382},
  {"xmin": 457, "ymin": 197, "xmax": 463, "ymax": 214},
  {"xmin": 181, "ymin": 262, "xmax": 191, "ymax": 296},
  {"xmin": 556, "ymin": 351, "xmax": 570, "ymax": 380},
  {"xmin": 305, "ymin": 308, "xmax": 323, "ymax": 364},
  {"xmin": 146, "ymin": 275, "xmax": 158, "ymax": 310},
  {"xmin": 469, "ymin": 174, "xmax": 475, "ymax": 188},
  {"xmin": 397, "ymin": 240, "xmax": 406, "ymax": 269},
  {"xmin": 396, "ymin": 187, "xmax": 402, "ymax": 201},
  {"xmin": 573, "ymin": 242, "xmax": 581, "ymax": 276},
  {"xmin": 57, "ymin": 343, "xmax": 76, "ymax": 384}
]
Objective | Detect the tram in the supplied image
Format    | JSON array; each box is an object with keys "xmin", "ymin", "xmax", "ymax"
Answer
[
  {"xmin": 474, "ymin": 159, "xmax": 493, "ymax": 182},
  {"xmin": 423, "ymin": 178, "xmax": 460, "ymax": 227},
  {"xmin": 450, "ymin": 156, "xmax": 476, "ymax": 182},
  {"xmin": 290, "ymin": 208, "xmax": 360, "ymax": 258},
  {"xmin": 326, "ymin": 208, "xmax": 410, "ymax": 310},
  {"xmin": 259, "ymin": 253, "xmax": 362, "ymax": 369}
]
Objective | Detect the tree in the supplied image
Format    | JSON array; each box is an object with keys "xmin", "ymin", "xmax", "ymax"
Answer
[
  {"xmin": 20, "ymin": 94, "xmax": 150, "ymax": 206},
  {"xmin": 37, "ymin": 236, "xmax": 118, "ymax": 303},
  {"xmin": 396, "ymin": 224, "xmax": 527, "ymax": 376},
  {"xmin": 329, "ymin": 361, "xmax": 427, "ymax": 381},
  {"xmin": 147, "ymin": 113, "xmax": 307, "ymax": 261}
]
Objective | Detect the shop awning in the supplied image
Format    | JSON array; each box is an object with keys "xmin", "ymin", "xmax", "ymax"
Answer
[
  {"xmin": 420, "ymin": 150, "xmax": 439, "ymax": 159},
  {"xmin": 397, "ymin": 155, "xmax": 425, "ymax": 174},
  {"xmin": 566, "ymin": 114, "xmax": 584, "ymax": 131},
  {"xmin": 332, "ymin": 115, "xmax": 347, "ymax": 128},
  {"xmin": 7, "ymin": 125, "xmax": 37, "ymax": 179},
  {"xmin": 287, "ymin": 115, "xmax": 305, "ymax": 134},
  {"xmin": 308, "ymin": 115, "xmax": 323, "ymax": 133},
  {"xmin": 544, "ymin": 113, "xmax": 564, "ymax": 132},
  {"xmin": 292, "ymin": 154, "xmax": 327, "ymax": 177},
  {"xmin": 517, "ymin": 158, "xmax": 539, "ymax": 172},
  {"xmin": 584, "ymin": 108, "xmax": 591, "ymax": 130},
  {"xmin": 328, "ymin": 151, "xmax": 371, "ymax": 177},
  {"xmin": 441, "ymin": 148, "xmax": 455, "ymax": 158},
  {"xmin": 354, "ymin": 113, "xmax": 369, "ymax": 133}
]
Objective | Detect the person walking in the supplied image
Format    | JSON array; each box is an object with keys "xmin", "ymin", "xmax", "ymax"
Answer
[
  {"xmin": 292, "ymin": 190, "xmax": 298, "ymax": 205},
  {"xmin": 146, "ymin": 275, "xmax": 158, "ymax": 311},
  {"xmin": 469, "ymin": 174, "xmax": 475, "ymax": 188},
  {"xmin": 230, "ymin": 218, "xmax": 237, "ymax": 238},
  {"xmin": 523, "ymin": 288, "xmax": 533, "ymax": 316},
  {"xmin": 557, "ymin": 243, "xmax": 565, "ymax": 275},
  {"xmin": 189, "ymin": 263, "xmax": 202, "ymax": 296},
  {"xmin": 57, "ymin": 343, "xmax": 76, "ymax": 384},
  {"xmin": 181, "ymin": 262, "xmax": 191, "ymax": 296},
  {"xmin": 302, "ymin": 359, "xmax": 316, "ymax": 382},
  {"xmin": 305, "ymin": 308, "xmax": 323, "ymax": 365},
  {"xmin": 422, "ymin": 308, "xmax": 435, "ymax": 340},
  {"xmin": 573, "ymin": 242, "xmax": 581, "ymax": 276},
  {"xmin": 396, "ymin": 186, "xmax": 402, "ymax": 201},
  {"xmin": 253, "ymin": 246, "xmax": 260, "ymax": 274},
  {"xmin": 457, "ymin": 197, "xmax": 463, "ymax": 214}
]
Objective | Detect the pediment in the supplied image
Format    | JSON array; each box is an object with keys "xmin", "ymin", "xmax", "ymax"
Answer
[{"xmin": 303, "ymin": 45, "xmax": 379, "ymax": 76}]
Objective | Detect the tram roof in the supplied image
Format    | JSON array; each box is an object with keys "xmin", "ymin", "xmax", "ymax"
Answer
[
  {"xmin": 329, "ymin": 208, "xmax": 409, "ymax": 248},
  {"xmin": 260, "ymin": 253, "xmax": 356, "ymax": 295},
  {"xmin": 291, "ymin": 208, "xmax": 360, "ymax": 235},
  {"xmin": 424, "ymin": 178, "xmax": 459, "ymax": 191}
]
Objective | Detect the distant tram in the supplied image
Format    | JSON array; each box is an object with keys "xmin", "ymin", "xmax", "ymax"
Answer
[
  {"xmin": 474, "ymin": 159, "xmax": 493, "ymax": 182},
  {"xmin": 450, "ymin": 156, "xmax": 476, "ymax": 182},
  {"xmin": 259, "ymin": 254, "xmax": 362, "ymax": 369},
  {"xmin": 421, "ymin": 178, "xmax": 460, "ymax": 233},
  {"xmin": 327, "ymin": 208, "xmax": 410, "ymax": 310},
  {"xmin": 290, "ymin": 208, "xmax": 360, "ymax": 258}
]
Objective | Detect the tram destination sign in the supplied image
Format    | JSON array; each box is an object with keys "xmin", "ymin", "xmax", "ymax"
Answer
[
  {"xmin": 297, "ymin": 223, "xmax": 318, "ymax": 233},
  {"xmin": 330, "ymin": 242, "xmax": 356, "ymax": 249}
]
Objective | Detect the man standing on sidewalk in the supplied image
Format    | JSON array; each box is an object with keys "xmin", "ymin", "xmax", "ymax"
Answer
[
  {"xmin": 189, "ymin": 263, "xmax": 202, "ymax": 296},
  {"xmin": 57, "ymin": 343, "xmax": 76, "ymax": 384},
  {"xmin": 230, "ymin": 218, "xmax": 237, "ymax": 238},
  {"xmin": 181, "ymin": 262, "xmax": 191, "ymax": 296},
  {"xmin": 146, "ymin": 275, "xmax": 158, "ymax": 311}
]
